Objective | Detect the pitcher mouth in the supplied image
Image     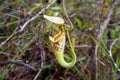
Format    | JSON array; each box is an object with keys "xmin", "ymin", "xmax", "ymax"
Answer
[{"xmin": 49, "ymin": 25, "xmax": 65, "ymax": 52}]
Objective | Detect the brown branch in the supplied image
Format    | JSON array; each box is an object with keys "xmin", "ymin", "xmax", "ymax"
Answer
[{"xmin": 0, "ymin": 60, "xmax": 37, "ymax": 71}]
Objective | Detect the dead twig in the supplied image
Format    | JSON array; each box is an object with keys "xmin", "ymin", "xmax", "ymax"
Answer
[
  {"xmin": 94, "ymin": 45, "xmax": 98, "ymax": 80},
  {"xmin": 20, "ymin": 0, "xmax": 56, "ymax": 31},
  {"xmin": 33, "ymin": 40, "xmax": 46, "ymax": 80},
  {"xmin": 0, "ymin": 0, "xmax": 56, "ymax": 48},
  {"xmin": 0, "ymin": 60, "xmax": 37, "ymax": 71},
  {"xmin": 0, "ymin": 27, "xmax": 19, "ymax": 48},
  {"xmin": 100, "ymin": 0, "xmax": 119, "ymax": 38},
  {"xmin": 109, "ymin": 38, "xmax": 120, "ymax": 72},
  {"xmin": 94, "ymin": 0, "xmax": 120, "ymax": 80}
]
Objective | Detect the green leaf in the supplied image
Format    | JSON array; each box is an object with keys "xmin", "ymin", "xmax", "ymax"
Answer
[
  {"xmin": 30, "ymin": 3, "xmax": 42, "ymax": 12},
  {"xmin": 77, "ymin": 56, "xmax": 87, "ymax": 62},
  {"xmin": 51, "ymin": 6, "xmax": 62, "ymax": 10},
  {"xmin": 110, "ymin": 26, "xmax": 120, "ymax": 38},
  {"xmin": 115, "ymin": 7, "xmax": 120, "ymax": 14},
  {"xmin": 116, "ymin": 56, "xmax": 120, "ymax": 67},
  {"xmin": 75, "ymin": 18, "xmax": 83, "ymax": 29},
  {"xmin": 43, "ymin": 15, "xmax": 64, "ymax": 24}
]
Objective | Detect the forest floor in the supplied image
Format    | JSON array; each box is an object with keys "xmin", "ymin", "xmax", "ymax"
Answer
[{"xmin": 0, "ymin": 0, "xmax": 120, "ymax": 80}]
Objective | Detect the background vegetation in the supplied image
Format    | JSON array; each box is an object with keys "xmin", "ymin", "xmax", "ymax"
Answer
[{"xmin": 0, "ymin": 0, "xmax": 120, "ymax": 80}]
